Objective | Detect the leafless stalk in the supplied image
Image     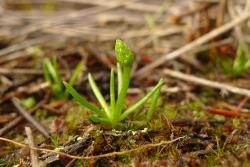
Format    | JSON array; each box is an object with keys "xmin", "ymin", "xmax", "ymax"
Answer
[
  {"xmin": 0, "ymin": 98, "xmax": 47, "ymax": 136},
  {"xmin": 0, "ymin": 37, "xmax": 53, "ymax": 57},
  {"xmin": 12, "ymin": 97, "xmax": 50, "ymax": 138},
  {"xmin": 164, "ymin": 69, "xmax": 250, "ymax": 97},
  {"xmin": 0, "ymin": 68, "xmax": 44, "ymax": 75},
  {"xmin": 25, "ymin": 127, "xmax": 46, "ymax": 167},
  {"xmin": 216, "ymin": 0, "xmax": 226, "ymax": 27}
]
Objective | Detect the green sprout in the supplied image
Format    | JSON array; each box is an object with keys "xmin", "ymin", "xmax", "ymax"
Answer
[
  {"xmin": 43, "ymin": 56, "xmax": 84, "ymax": 98},
  {"xmin": 217, "ymin": 45, "xmax": 250, "ymax": 76},
  {"xmin": 233, "ymin": 46, "xmax": 250, "ymax": 75},
  {"xmin": 63, "ymin": 39, "xmax": 164, "ymax": 127}
]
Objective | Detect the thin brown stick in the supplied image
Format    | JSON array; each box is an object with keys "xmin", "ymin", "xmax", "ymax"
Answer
[
  {"xmin": 135, "ymin": 12, "xmax": 250, "ymax": 78},
  {"xmin": 0, "ymin": 68, "xmax": 44, "ymax": 75},
  {"xmin": 191, "ymin": 38, "xmax": 233, "ymax": 53},
  {"xmin": 0, "ymin": 37, "xmax": 53, "ymax": 57},
  {"xmin": 0, "ymin": 136, "xmax": 186, "ymax": 160},
  {"xmin": 167, "ymin": 3, "xmax": 213, "ymax": 23},
  {"xmin": 12, "ymin": 98, "xmax": 50, "ymax": 138},
  {"xmin": 164, "ymin": 69, "xmax": 250, "ymax": 97},
  {"xmin": 25, "ymin": 127, "xmax": 46, "ymax": 167},
  {"xmin": 234, "ymin": 97, "xmax": 249, "ymax": 112},
  {"xmin": 0, "ymin": 97, "xmax": 47, "ymax": 136},
  {"xmin": 59, "ymin": 0, "xmax": 159, "ymax": 12},
  {"xmin": 216, "ymin": 0, "xmax": 226, "ymax": 27},
  {"xmin": 0, "ymin": 68, "xmax": 67, "ymax": 75},
  {"xmin": 17, "ymin": 5, "xmax": 118, "ymax": 37}
]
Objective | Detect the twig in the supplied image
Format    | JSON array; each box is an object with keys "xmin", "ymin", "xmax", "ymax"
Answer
[
  {"xmin": 25, "ymin": 127, "xmax": 46, "ymax": 167},
  {"xmin": 0, "ymin": 76, "xmax": 35, "ymax": 97},
  {"xmin": 167, "ymin": 3, "xmax": 213, "ymax": 23},
  {"xmin": 191, "ymin": 37, "xmax": 233, "ymax": 53},
  {"xmin": 234, "ymin": 97, "xmax": 249, "ymax": 112},
  {"xmin": 163, "ymin": 69, "xmax": 250, "ymax": 97},
  {"xmin": 245, "ymin": 0, "xmax": 250, "ymax": 13},
  {"xmin": 135, "ymin": 12, "xmax": 250, "ymax": 78},
  {"xmin": 0, "ymin": 97, "xmax": 47, "ymax": 136},
  {"xmin": 0, "ymin": 136, "xmax": 186, "ymax": 160},
  {"xmin": 0, "ymin": 68, "xmax": 44, "ymax": 75},
  {"xmin": 207, "ymin": 108, "xmax": 249, "ymax": 118},
  {"xmin": 0, "ymin": 68, "xmax": 67, "ymax": 76},
  {"xmin": 17, "ymin": 5, "xmax": 118, "ymax": 37},
  {"xmin": 40, "ymin": 127, "xmax": 93, "ymax": 163},
  {"xmin": 216, "ymin": 0, "xmax": 226, "ymax": 27},
  {"xmin": 0, "ymin": 82, "xmax": 50, "ymax": 104},
  {"xmin": 59, "ymin": 0, "xmax": 160, "ymax": 13},
  {"xmin": 0, "ymin": 37, "xmax": 53, "ymax": 57},
  {"xmin": 12, "ymin": 97, "xmax": 50, "ymax": 138},
  {"xmin": 27, "ymin": 82, "xmax": 50, "ymax": 94}
]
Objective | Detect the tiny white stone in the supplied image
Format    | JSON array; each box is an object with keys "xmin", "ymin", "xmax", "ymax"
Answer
[
  {"xmin": 142, "ymin": 128, "xmax": 148, "ymax": 133},
  {"xmin": 77, "ymin": 137, "xmax": 83, "ymax": 141}
]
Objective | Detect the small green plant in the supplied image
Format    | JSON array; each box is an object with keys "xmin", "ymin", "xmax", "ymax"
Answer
[
  {"xmin": 43, "ymin": 56, "xmax": 84, "ymax": 98},
  {"xmin": 64, "ymin": 39, "xmax": 164, "ymax": 127},
  {"xmin": 233, "ymin": 46, "xmax": 250, "ymax": 74},
  {"xmin": 217, "ymin": 46, "xmax": 250, "ymax": 76}
]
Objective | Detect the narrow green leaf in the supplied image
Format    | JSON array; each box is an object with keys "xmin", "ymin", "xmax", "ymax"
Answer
[
  {"xmin": 233, "ymin": 46, "xmax": 247, "ymax": 74},
  {"xmin": 244, "ymin": 60, "xmax": 250, "ymax": 70},
  {"xmin": 114, "ymin": 65, "xmax": 131, "ymax": 124},
  {"xmin": 45, "ymin": 58, "xmax": 61, "ymax": 86},
  {"xmin": 146, "ymin": 86, "xmax": 161, "ymax": 121},
  {"xmin": 43, "ymin": 59, "xmax": 51, "ymax": 83},
  {"xmin": 63, "ymin": 81, "xmax": 104, "ymax": 116},
  {"xmin": 120, "ymin": 79, "xmax": 164, "ymax": 121},
  {"xmin": 110, "ymin": 69, "xmax": 116, "ymax": 117},
  {"xmin": 51, "ymin": 56, "xmax": 62, "ymax": 85},
  {"xmin": 89, "ymin": 115, "xmax": 110, "ymax": 124},
  {"xmin": 68, "ymin": 60, "xmax": 84, "ymax": 86},
  {"xmin": 88, "ymin": 73, "xmax": 110, "ymax": 117}
]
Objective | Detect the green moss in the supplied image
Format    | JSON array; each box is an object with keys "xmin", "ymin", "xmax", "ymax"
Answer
[
  {"xmin": 65, "ymin": 105, "xmax": 87, "ymax": 129},
  {"xmin": 164, "ymin": 104, "xmax": 177, "ymax": 120},
  {"xmin": 50, "ymin": 134, "xmax": 61, "ymax": 148},
  {"xmin": 74, "ymin": 160, "xmax": 84, "ymax": 167},
  {"xmin": 213, "ymin": 115, "xmax": 226, "ymax": 122},
  {"xmin": 178, "ymin": 100, "xmax": 206, "ymax": 120},
  {"xmin": 148, "ymin": 117, "xmax": 163, "ymax": 130},
  {"xmin": 242, "ymin": 162, "xmax": 250, "ymax": 167},
  {"xmin": 0, "ymin": 158, "xmax": 12, "ymax": 167},
  {"xmin": 192, "ymin": 110, "xmax": 206, "ymax": 120},
  {"xmin": 232, "ymin": 119, "xmax": 241, "ymax": 128}
]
